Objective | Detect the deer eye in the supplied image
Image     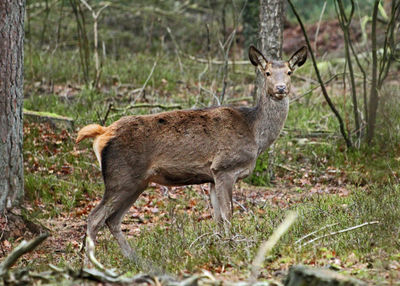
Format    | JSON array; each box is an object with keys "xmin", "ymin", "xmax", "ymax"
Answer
[
  {"xmin": 266, "ymin": 71, "xmax": 271, "ymax": 76},
  {"xmin": 287, "ymin": 70, "xmax": 292, "ymax": 75}
]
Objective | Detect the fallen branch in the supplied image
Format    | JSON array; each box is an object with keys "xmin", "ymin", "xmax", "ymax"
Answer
[
  {"xmin": 112, "ymin": 103, "xmax": 182, "ymax": 112},
  {"xmin": 185, "ymin": 53, "xmax": 248, "ymax": 65},
  {"xmin": 295, "ymin": 223, "xmax": 339, "ymax": 245},
  {"xmin": 275, "ymin": 164, "xmax": 296, "ymax": 172},
  {"xmin": 233, "ymin": 199, "xmax": 248, "ymax": 213},
  {"xmin": 250, "ymin": 211, "xmax": 297, "ymax": 280},
  {"xmin": 133, "ymin": 59, "xmax": 158, "ymax": 103},
  {"xmin": 0, "ymin": 233, "xmax": 49, "ymax": 277},
  {"xmin": 189, "ymin": 232, "xmax": 216, "ymax": 249},
  {"xmin": 1, "ymin": 232, "xmax": 365, "ymax": 285},
  {"xmin": 301, "ymin": 221, "xmax": 380, "ymax": 247}
]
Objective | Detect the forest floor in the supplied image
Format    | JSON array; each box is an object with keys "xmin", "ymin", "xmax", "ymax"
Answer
[{"xmin": 2, "ymin": 116, "xmax": 400, "ymax": 285}]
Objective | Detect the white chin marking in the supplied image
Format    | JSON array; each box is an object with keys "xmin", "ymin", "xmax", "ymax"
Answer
[{"xmin": 272, "ymin": 94, "xmax": 286, "ymax": 100}]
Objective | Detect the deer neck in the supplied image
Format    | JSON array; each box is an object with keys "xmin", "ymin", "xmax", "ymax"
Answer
[{"xmin": 253, "ymin": 91, "xmax": 289, "ymax": 155}]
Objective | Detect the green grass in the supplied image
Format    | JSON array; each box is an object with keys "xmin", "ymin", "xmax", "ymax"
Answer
[{"xmin": 89, "ymin": 184, "xmax": 400, "ymax": 279}]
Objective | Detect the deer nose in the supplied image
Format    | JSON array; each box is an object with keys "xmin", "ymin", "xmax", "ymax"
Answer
[{"xmin": 276, "ymin": 85, "xmax": 286, "ymax": 94}]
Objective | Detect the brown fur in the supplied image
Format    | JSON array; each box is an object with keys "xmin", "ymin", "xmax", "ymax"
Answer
[{"xmin": 76, "ymin": 45, "xmax": 307, "ymax": 259}]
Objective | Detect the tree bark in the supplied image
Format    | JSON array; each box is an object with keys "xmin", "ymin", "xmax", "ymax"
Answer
[
  {"xmin": 256, "ymin": 0, "xmax": 285, "ymax": 99},
  {"xmin": 255, "ymin": 0, "xmax": 285, "ymax": 183},
  {"xmin": 258, "ymin": 0, "xmax": 285, "ymax": 60},
  {"xmin": 0, "ymin": 0, "xmax": 25, "ymax": 212}
]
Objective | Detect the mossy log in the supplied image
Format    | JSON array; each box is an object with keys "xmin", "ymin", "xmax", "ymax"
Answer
[
  {"xmin": 24, "ymin": 109, "xmax": 74, "ymax": 130},
  {"xmin": 285, "ymin": 265, "xmax": 366, "ymax": 286}
]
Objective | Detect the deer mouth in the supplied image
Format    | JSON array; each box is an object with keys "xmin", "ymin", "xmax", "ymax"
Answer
[{"xmin": 271, "ymin": 93, "xmax": 288, "ymax": 100}]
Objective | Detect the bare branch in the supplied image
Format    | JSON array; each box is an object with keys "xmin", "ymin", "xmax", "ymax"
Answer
[
  {"xmin": 301, "ymin": 221, "xmax": 380, "ymax": 247},
  {"xmin": 0, "ymin": 233, "xmax": 49, "ymax": 277},
  {"xmin": 133, "ymin": 59, "xmax": 158, "ymax": 104},
  {"xmin": 250, "ymin": 211, "xmax": 297, "ymax": 280},
  {"xmin": 295, "ymin": 223, "xmax": 339, "ymax": 245}
]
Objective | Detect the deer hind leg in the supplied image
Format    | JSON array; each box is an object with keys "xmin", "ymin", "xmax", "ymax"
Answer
[
  {"xmin": 86, "ymin": 198, "xmax": 112, "ymax": 247},
  {"xmin": 105, "ymin": 186, "xmax": 145, "ymax": 259},
  {"xmin": 85, "ymin": 193, "xmax": 114, "ymax": 265},
  {"xmin": 86, "ymin": 169, "xmax": 147, "ymax": 258}
]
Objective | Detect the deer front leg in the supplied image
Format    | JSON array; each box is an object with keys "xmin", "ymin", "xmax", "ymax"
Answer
[
  {"xmin": 211, "ymin": 171, "xmax": 236, "ymax": 233},
  {"xmin": 210, "ymin": 183, "xmax": 222, "ymax": 222}
]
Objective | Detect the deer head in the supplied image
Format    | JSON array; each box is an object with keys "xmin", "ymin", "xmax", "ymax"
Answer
[{"xmin": 249, "ymin": 45, "xmax": 307, "ymax": 100}]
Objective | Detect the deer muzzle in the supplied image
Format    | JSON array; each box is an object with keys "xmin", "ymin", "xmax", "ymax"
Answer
[{"xmin": 271, "ymin": 84, "xmax": 288, "ymax": 100}]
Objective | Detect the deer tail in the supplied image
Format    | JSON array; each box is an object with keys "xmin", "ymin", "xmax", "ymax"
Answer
[{"xmin": 76, "ymin": 124, "xmax": 107, "ymax": 144}]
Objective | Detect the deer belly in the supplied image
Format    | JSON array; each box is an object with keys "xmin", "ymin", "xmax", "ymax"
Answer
[{"xmin": 149, "ymin": 167, "xmax": 213, "ymax": 186}]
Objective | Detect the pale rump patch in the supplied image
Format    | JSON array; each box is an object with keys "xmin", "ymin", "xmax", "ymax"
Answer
[
  {"xmin": 93, "ymin": 137, "xmax": 102, "ymax": 166},
  {"xmin": 92, "ymin": 132, "xmax": 114, "ymax": 166}
]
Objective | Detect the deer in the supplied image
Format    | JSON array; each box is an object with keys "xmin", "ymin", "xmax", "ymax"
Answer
[{"xmin": 76, "ymin": 45, "xmax": 307, "ymax": 259}]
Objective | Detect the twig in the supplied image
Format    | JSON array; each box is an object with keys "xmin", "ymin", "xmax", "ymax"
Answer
[
  {"xmin": 295, "ymin": 223, "xmax": 339, "ymax": 245},
  {"xmin": 196, "ymin": 57, "xmax": 210, "ymax": 107},
  {"xmin": 113, "ymin": 103, "xmax": 181, "ymax": 112},
  {"xmin": 184, "ymin": 54, "xmax": 248, "ymax": 65},
  {"xmin": 290, "ymin": 73, "xmax": 344, "ymax": 103},
  {"xmin": 348, "ymin": 33, "xmax": 368, "ymax": 127},
  {"xmin": 218, "ymin": 0, "xmax": 248, "ymax": 105},
  {"xmin": 233, "ymin": 199, "xmax": 248, "ymax": 212},
  {"xmin": 275, "ymin": 164, "xmax": 296, "ymax": 172},
  {"xmin": 70, "ymin": 0, "xmax": 90, "ymax": 85},
  {"xmin": 301, "ymin": 221, "xmax": 380, "ymax": 247},
  {"xmin": 79, "ymin": 0, "xmax": 110, "ymax": 88},
  {"xmin": 292, "ymin": 74, "xmax": 318, "ymax": 84},
  {"xmin": 133, "ymin": 59, "xmax": 158, "ymax": 104},
  {"xmin": 0, "ymin": 233, "xmax": 49, "ymax": 277},
  {"xmin": 250, "ymin": 211, "xmax": 297, "ymax": 280},
  {"xmin": 314, "ymin": 1, "xmax": 327, "ymax": 53},
  {"xmin": 99, "ymin": 103, "xmax": 113, "ymax": 125},
  {"xmin": 335, "ymin": 0, "xmax": 360, "ymax": 141},
  {"xmin": 189, "ymin": 232, "xmax": 215, "ymax": 249},
  {"xmin": 200, "ymin": 87, "xmax": 220, "ymax": 106},
  {"xmin": 166, "ymin": 26, "xmax": 184, "ymax": 75}
]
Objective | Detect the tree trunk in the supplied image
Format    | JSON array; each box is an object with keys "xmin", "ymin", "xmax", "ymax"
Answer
[
  {"xmin": 258, "ymin": 0, "xmax": 285, "ymax": 60},
  {"xmin": 256, "ymin": 0, "xmax": 285, "ymax": 183},
  {"xmin": 256, "ymin": 0, "xmax": 285, "ymax": 99},
  {"xmin": 0, "ymin": 0, "xmax": 25, "ymax": 212}
]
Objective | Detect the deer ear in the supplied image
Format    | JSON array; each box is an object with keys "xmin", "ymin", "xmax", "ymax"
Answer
[
  {"xmin": 288, "ymin": 46, "xmax": 307, "ymax": 70},
  {"xmin": 249, "ymin": 45, "xmax": 268, "ymax": 70}
]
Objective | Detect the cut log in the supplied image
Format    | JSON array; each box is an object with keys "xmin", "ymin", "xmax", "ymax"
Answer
[
  {"xmin": 285, "ymin": 265, "xmax": 366, "ymax": 286},
  {"xmin": 23, "ymin": 109, "xmax": 74, "ymax": 130}
]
